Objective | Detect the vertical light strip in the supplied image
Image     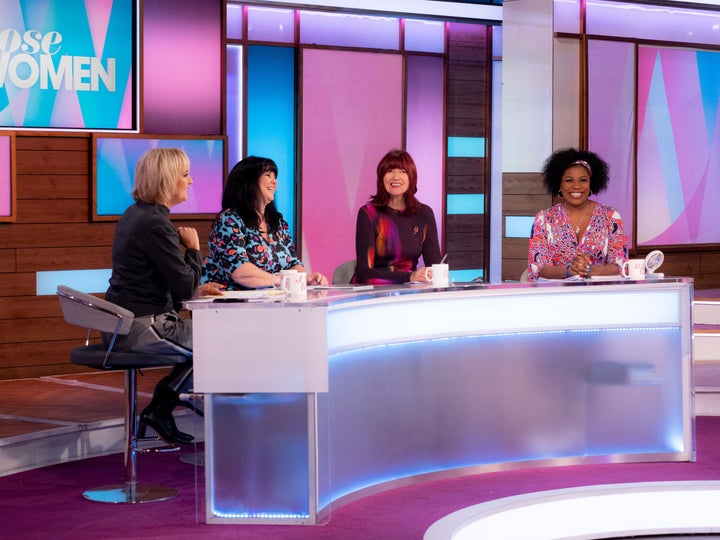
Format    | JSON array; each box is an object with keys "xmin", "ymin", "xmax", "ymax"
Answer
[
  {"xmin": 247, "ymin": 45, "xmax": 296, "ymax": 236},
  {"xmin": 226, "ymin": 45, "xmax": 244, "ymax": 169}
]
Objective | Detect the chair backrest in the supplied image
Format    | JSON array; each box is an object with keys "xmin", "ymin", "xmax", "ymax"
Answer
[
  {"xmin": 332, "ymin": 259, "xmax": 356, "ymax": 285},
  {"xmin": 57, "ymin": 285, "xmax": 134, "ymax": 336}
]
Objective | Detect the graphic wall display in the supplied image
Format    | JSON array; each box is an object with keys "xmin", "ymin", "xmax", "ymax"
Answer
[
  {"xmin": 637, "ymin": 46, "xmax": 720, "ymax": 246},
  {"xmin": 0, "ymin": 0, "xmax": 136, "ymax": 130},
  {"xmin": 93, "ymin": 135, "xmax": 225, "ymax": 220}
]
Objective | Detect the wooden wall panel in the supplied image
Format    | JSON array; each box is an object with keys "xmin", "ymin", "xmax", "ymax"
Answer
[
  {"xmin": 0, "ymin": 135, "xmax": 216, "ymax": 380},
  {"xmin": 445, "ymin": 23, "xmax": 491, "ymax": 276}
]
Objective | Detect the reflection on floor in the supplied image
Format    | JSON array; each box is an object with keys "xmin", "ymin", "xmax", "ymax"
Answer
[{"xmin": 0, "ymin": 367, "xmax": 199, "ymax": 477}]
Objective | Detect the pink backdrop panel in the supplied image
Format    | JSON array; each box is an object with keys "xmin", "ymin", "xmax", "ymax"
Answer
[
  {"xmin": 588, "ymin": 40, "xmax": 635, "ymax": 246},
  {"xmin": 406, "ymin": 55, "xmax": 445, "ymax": 254},
  {"xmin": 142, "ymin": 0, "xmax": 222, "ymax": 134},
  {"xmin": 301, "ymin": 49, "xmax": 403, "ymax": 278},
  {"xmin": 0, "ymin": 136, "xmax": 10, "ymax": 217}
]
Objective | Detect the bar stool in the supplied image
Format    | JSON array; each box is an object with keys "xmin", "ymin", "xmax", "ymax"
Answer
[{"xmin": 57, "ymin": 285, "xmax": 189, "ymax": 504}]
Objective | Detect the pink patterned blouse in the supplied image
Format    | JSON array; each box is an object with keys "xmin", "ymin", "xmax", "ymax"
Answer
[{"xmin": 528, "ymin": 202, "xmax": 628, "ymax": 281}]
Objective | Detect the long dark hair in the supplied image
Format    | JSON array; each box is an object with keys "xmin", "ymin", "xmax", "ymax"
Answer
[
  {"xmin": 370, "ymin": 149, "xmax": 420, "ymax": 215},
  {"xmin": 221, "ymin": 156, "xmax": 281, "ymax": 231}
]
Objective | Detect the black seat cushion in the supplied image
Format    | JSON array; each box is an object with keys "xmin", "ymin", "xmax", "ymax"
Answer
[{"xmin": 70, "ymin": 344, "xmax": 188, "ymax": 370}]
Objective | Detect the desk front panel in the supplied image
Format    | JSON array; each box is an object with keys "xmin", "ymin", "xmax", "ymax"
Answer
[{"xmin": 195, "ymin": 280, "xmax": 694, "ymax": 524}]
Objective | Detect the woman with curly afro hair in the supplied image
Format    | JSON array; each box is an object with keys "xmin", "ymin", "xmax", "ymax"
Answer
[{"xmin": 528, "ymin": 148, "xmax": 628, "ymax": 281}]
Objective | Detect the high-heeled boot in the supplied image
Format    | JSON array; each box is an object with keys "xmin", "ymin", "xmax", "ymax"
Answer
[{"xmin": 139, "ymin": 380, "xmax": 194, "ymax": 445}]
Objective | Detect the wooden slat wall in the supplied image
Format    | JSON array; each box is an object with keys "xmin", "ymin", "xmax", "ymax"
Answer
[
  {"xmin": 0, "ymin": 135, "xmax": 214, "ymax": 381},
  {"xmin": 501, "ymin": 172, "xmax": 548, "ymax": 281},
  {"xmin": 445, "ymin": 23, "xmax": 490, "ymax": 272}
]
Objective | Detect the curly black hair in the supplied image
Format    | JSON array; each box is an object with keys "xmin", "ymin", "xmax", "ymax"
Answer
[{"xmin": 541, "ymin": 148, "xmax": 610, "ymax": 195}]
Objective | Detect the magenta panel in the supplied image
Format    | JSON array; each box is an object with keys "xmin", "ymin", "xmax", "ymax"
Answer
[
  {"xmin": 301, "ymin": 49, "xmax": 403, "ymax": 278},
  {"xmin": 143, "ymin": 0, "xmax": 222, "ymax": 134},
  {"xmin": 0, "ymin": 136, "xmax": 10, "ymax": 217},
  {"xmin": 406, "ymin": 55, "xmax": 445, "ymax": 249},
  {"xmin": 587, "ymin": 40, "xmax": 635, "ymax": 247}
]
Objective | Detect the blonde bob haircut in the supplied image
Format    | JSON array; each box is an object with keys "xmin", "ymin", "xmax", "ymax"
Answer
[{"xmin": 131, "ymin": 148, "xmax": 190, "ymax": 205}]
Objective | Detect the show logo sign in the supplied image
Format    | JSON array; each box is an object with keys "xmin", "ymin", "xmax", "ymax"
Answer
[
  {"xmin": 0, "ymin": 29, "xmax": 116, "ymax": 92},
  {"xmin": 0, "ymin": 0, "xmax": 135, "ymax": 131}
]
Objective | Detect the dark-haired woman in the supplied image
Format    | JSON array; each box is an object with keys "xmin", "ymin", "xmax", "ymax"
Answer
[
  {"xmin": 528, "ymin": 148, "xmax": 628, "ymax": 281},
  {"xmin": 351, "ymin": 149, "xmax": 442, "ymax": 284},
  {"xmin": 202, "ymin": 156, "xmax": 327, "ymax": 289}
]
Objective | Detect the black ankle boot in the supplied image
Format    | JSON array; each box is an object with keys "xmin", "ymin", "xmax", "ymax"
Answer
[
  {"xmin": 139, "ymin": 378, "xmax": 194, "ymax": 445},
  {"xmin": 139, "ymin": 408, "xmax": 194, "ymax": 445}
]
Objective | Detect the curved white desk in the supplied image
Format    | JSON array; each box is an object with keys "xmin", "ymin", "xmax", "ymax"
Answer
[{"xmin": 186, "ymin": 279, "xmax": 694, "ymax": 525}]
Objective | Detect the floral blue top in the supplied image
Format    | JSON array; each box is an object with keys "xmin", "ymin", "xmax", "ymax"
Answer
[{"xmin": 201, "ymin": 209, "xmax": 303, "ymax": 290}]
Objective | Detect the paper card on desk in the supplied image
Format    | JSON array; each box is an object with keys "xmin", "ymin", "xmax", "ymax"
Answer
[
  {"xmin": 198, "ymin": 289, "xmax": 284, "ymax": 301},
  {"xmin": 221, "ymin": 290, "xmax": 267, "ymax": 299},
  {"xmin": 312, "ymin": 285, "xmax": 374, "ymax": 291}
]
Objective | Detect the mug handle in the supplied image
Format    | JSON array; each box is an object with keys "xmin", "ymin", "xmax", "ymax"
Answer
[{"xmin": 621, "ymin": 261, "xmax": 629, "ymax": 278}]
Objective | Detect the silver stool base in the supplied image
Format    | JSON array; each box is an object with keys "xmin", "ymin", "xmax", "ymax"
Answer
[{"xmin": 82, "ymin": 483, "xmax": 179, "ymax": 504}]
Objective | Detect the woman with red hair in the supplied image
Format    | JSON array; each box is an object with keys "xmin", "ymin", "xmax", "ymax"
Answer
[{"xmin": 351, "ymin": 149, "xmax": 442, "ymax": 284}]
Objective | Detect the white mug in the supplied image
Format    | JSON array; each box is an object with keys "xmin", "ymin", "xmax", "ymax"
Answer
[
  {"xmin": 279, "ymin": 269, "xmax": 298, "ymax": 293},
  {"xmin": 432, "ymin": 263, "xmax": 449, "ymax": 288},
  {"xmin": 622, "ymin": 259, "xmax": 646, "ymax": 280},
  {"xmin": 287, "ymin": 272, "xmax": 307, "ymax": 300}
]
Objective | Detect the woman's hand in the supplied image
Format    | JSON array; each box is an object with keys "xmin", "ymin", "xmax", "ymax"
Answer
[
  {"xmin": 411, "ymin": 267, "xmax": 432, "ymax": 282},
  {"xmin": 568, "ymin": 253, "xmax": 593, "ymax": 278},
  {"xmin": 307, "ymin": 272, "xmax": 328, "ymax": 286},
  {"xmin": 178, "ymin": 226, "xmax": 200, "ymax": 251},
  {"xmin": 195, "ymin": 282, "xmax": 225, "ymax": 297}
]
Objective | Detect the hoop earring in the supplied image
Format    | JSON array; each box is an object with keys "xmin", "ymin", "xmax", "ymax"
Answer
[{"xmin": 557, "ymin": 190, "xmax": 564, "ymax": 198}]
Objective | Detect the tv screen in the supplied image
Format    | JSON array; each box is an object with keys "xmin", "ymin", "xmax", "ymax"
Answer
[{"xmin": 0, "ymin": 0, "xmax": 137, "ymax": 131}]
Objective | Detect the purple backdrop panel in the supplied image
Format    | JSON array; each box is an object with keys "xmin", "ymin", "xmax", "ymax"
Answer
[
  {"xmin": 637, "ymin": 46, "xmax": 720, "ymax": 246},
  {"xmin": 0, "ymin": 135, "xmax": 11, "ymax": 218},
  {"xmin": 143, "ymin": 0, "xmax": 222, "ymax": 134},
  {"xmin": 587, "ymin": 40, "xmax": 635, "ymax": 247},
  {"xmin": 301, "ymin": 49, "xmax": 403, "ymax": 277},
  {"xmin": 587, "ymin": 1, "xmax": 720, "ymax": 47},
  {"xmin": 407, "ymin": 55, "xmax": 444, "ymax": 252},
  {"xmin": 299, "ymin": 11, "xmax": 399, "ymax": 50}
]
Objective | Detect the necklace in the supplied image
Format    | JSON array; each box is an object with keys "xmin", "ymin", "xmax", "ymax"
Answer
[{"xmin": 565, "ymin": 201, "xmax": 591, "ymax": 235}]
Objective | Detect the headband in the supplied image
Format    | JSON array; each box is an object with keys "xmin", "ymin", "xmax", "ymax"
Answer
[{"xmin": 571, "ymin": 160, "xmax": 592, "ymax": 175}]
